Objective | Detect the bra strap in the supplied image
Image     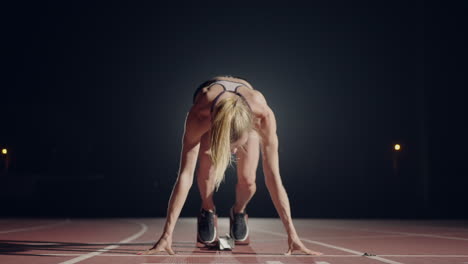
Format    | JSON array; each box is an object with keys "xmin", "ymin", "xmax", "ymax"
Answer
[{"xmin": 210, "ymin": 91, "xmax": 226, "ymax": 113}]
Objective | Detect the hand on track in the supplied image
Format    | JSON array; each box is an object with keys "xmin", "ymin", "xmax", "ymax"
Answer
[
  {"xmin": 285, "ymin": 236, "xmax": 323, "ymax": 256},
  {"xmin": 137, "ymin": 235, "xmax": 175, "ymax": 255}
]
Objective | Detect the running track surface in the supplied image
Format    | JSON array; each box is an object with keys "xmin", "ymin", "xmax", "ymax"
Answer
[{"xmin": 1, "ymin": 218, "xmax": 468, "ymax": 264}]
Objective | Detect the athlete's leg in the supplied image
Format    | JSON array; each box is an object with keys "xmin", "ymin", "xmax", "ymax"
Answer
[
  {"xmin": 196, "ymin": 129, "xmax": 216, "ymax": 212},
  {"xmin": 233, "ymin": 129, "xmax": 260, "ymax": 213},
  {"xmin": 195, "ymin": 129, "xmax": 219, "ymax": 246}
]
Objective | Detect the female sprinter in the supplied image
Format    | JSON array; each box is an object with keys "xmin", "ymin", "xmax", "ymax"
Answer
[{"xmin": 138, "ymin": 75, "xmax": 322, "ymax": 256}]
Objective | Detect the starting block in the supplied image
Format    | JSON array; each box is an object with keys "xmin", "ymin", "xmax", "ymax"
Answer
[{"xmin": 218, "ymin": 233, "xmax": 235, "ymax": 250}]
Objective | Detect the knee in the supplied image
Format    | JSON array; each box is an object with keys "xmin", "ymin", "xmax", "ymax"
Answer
[{"xmin": 236, "ymin": 178, "xmax": 256, "ymax": 190}]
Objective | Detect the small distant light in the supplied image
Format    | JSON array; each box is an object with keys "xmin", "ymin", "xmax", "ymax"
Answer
[
  {"xmin": 1, "ymin": 148, "xmax": 7, "ymax": 155},
  {"xmin": 394, "ymin": 144, "xmax": 401, "ymax": 151}
]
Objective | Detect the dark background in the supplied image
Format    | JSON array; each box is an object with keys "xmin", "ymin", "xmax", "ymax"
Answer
[{"xmin": 1, "ymin": 1, "xmax": 467, "ymax": 218}]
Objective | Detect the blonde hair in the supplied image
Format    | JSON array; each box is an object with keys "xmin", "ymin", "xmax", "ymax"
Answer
[{"xmin": 210, "ymin": 95, "xmax": 255, "ymax": 191}]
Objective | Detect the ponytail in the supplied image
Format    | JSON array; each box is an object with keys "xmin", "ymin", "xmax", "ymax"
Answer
[{"xmin": 210, "ymin": 96, "xmax": 253, "ymax": 191}]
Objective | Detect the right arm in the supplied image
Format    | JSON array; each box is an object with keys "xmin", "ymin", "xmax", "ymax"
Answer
[
  {"xmin": 138, "ymin": 106, "xmax": 209, "ymax": 255},
  {"xmin": 161, "ymin": 107, "xmax": 209, "ymax": 237}
]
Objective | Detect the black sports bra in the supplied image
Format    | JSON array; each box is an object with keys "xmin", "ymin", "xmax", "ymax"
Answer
[{"xmin": 193, "ymin": 80, "xmax": 252, "ymax": 113}]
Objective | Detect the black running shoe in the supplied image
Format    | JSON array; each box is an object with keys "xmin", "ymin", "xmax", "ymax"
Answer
[
  {"xmin": 197, "ymin": 208, "xmax": 217, "ymax": 244},
  {"xmin": 229, "ymin": 206, "xmax": 250, "ymax": 244}
]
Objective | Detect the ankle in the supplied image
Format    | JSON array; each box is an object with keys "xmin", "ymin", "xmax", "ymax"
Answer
[
  {"xmin": 232, "ymin": 204, "xmax": 245, "ymax": 214},
  {"xmin": 202, "ymin": 205, "xmax": 216, "ymax": 213}
]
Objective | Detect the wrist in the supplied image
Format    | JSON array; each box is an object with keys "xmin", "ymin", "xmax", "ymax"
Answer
[
  {"xmin": 285, "ymin": 223, "xmax": 298, "ymax": 238},
  {"xmin": 161, "ymin": 231, "xmax": 172, "ymax": 238},
  {"xmin": 287, "ymin": 231, "xmax": 299, "ymax": 240}
]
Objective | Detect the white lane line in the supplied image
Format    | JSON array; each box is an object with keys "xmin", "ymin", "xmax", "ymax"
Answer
[
  {"xmin": 38, "ymin": 253, "xmax": 468, "ymax": 258},
  {"xmin": 379, "ymin": 255, "xmax": 468, "ymax": 257},
  {"xmin": 371, "ymin": 230, "xmax": 468, "ymax": 241},
  {"xmin": 313, "ymin": 234, "xmax": 412, "ymax": 240},
  {"xmin": 255, "ymin": 228, "xmax": 405, "ymax": 264},
  {"xmin": 57, "ymin": 221, "xmax": 148, "ymax": 264},
  {"xmin": 325, "ymin": 225, "xmax": 468, "ymax": 241},
  {"xmin": 43, "ymin": 253, "xmax": 359, "ymax": 257},
  {"xmin": 0, "ymin": 219, "xmax": 71, "ymax": 234},
  {"xmin": 143, "ymin": 262, "xmax": 286, "ymax": 264},
  {"xmin": 142, "ymin": 262, "xmax": 329, "ymax": 264}
]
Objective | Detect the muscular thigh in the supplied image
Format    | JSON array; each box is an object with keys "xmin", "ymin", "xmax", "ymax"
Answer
[{"xmin": 236, "ymin": 130, "xmax": 260, "ymax": 184}]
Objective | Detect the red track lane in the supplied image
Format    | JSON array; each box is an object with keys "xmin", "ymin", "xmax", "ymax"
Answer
[
  {"xmin": 1, "ymin": 218, "xmax": 468, "ymax": 264},
  {"xmin": 0, "ymin": 219, "xmax": 145, "ymax": 264},
  {"xmin": 0, "ymin": 219, "xmax": 69, "ymax": 233}
]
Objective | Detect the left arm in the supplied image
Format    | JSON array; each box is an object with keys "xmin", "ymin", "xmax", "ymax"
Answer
[
  {"xmin": 254, "ymin": 91, "xmax": 322, "ymax": 256},
  {"xmin": 257, "ymin": 105, "xmax": 299, "ymax": 239}
]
